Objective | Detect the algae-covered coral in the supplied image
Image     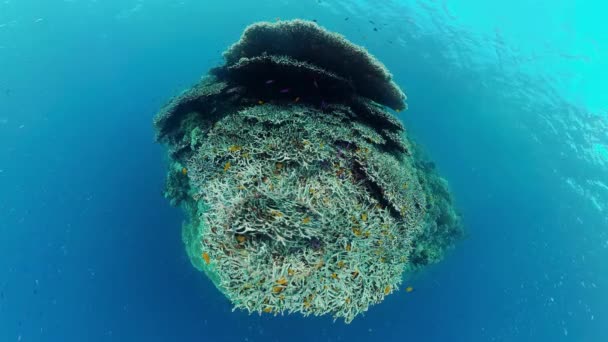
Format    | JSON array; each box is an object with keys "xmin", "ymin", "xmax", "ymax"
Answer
[{"xmin": 154, "ymin": 19, "xmax": 464, "ymax": 323}]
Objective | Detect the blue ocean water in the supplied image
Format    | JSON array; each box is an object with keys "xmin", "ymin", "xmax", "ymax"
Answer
[{"xmin": 1, "ymin": 0, "xmax": 606, "ymax": 341}]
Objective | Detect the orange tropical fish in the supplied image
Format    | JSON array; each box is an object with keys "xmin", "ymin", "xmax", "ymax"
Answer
[
  {"xmin": 384, "ymin": 286, "xmax": 391, "ymax": 295},
  {"xmin": 202, "ymin": 252, "xmax": 210, "ymax": 264}
]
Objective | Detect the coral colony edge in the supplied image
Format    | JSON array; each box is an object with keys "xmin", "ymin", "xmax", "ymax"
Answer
[{"xmin": 154, "ymin": 20, "xmax": 464, "ymax": 323}]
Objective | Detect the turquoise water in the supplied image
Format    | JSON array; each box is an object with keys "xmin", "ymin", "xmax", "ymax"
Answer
[{"xmin": 1, "ymin": 1, "xmax": 606, "ymax": 341}]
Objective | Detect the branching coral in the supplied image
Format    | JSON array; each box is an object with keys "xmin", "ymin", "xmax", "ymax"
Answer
[{"xmin": 154, "ymin": 19, "xmax": 462, "ymax": 323}]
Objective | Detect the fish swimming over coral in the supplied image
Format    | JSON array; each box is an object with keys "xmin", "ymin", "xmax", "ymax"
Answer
[{"xmin": 154, "ymin": 19, "xmax": 463, "ymax": 323}]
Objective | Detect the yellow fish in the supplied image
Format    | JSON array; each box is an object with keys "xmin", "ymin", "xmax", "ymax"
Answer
[
  {"xmin": 228, "ymin": 145, "xmax": 241, "ymax": 152},
  {"xmin": 302, "ymin": 217, "xmax": 311, "ymax": 224},
  {"xmin": 181, "ymin": 167, "xmax": 188, "ymax": 175},
  {"xmin": 405, "ymin": 286, "xmax": 414, "ymax": 293},
  {"xmin": 258, "ymin": 100, "xmax": 264, "ymax": 105},
  {"xmin": 384, "ymin": 286, "xmax": 391, "ymax": 295},
  {"xmin": 202, "ymin": 252, "xmax": 210, "ymax": 265},
  {"xmin": 223, "ymin": 161, "xmax": 231, "ymax": 172}
]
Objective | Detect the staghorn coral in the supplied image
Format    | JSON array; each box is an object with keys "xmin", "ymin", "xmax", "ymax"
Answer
[{"xmin": 154, "ymin": 20, "xmax": 462, "ymax": 323}]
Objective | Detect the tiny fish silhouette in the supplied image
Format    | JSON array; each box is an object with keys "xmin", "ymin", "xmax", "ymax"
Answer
[
  {"xmin": 280, "ymin": 88, "xmax": 290, "ymax": 93},
  {"xmin": 265, "ymin": 80, "xmax": 274, "ymax": 84}
]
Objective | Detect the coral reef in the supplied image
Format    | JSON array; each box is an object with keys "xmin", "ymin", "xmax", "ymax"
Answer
[
  {"xmin": 222, "ymin": 20, "xmax": 406, "ymax": 110},
  {"xmin": 154, "ymin": 20, "xmax": 463, "ymax": 323},
  {"xmin": 408, "ymin": 143, "xmax": 465, "ymax": 269}
]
